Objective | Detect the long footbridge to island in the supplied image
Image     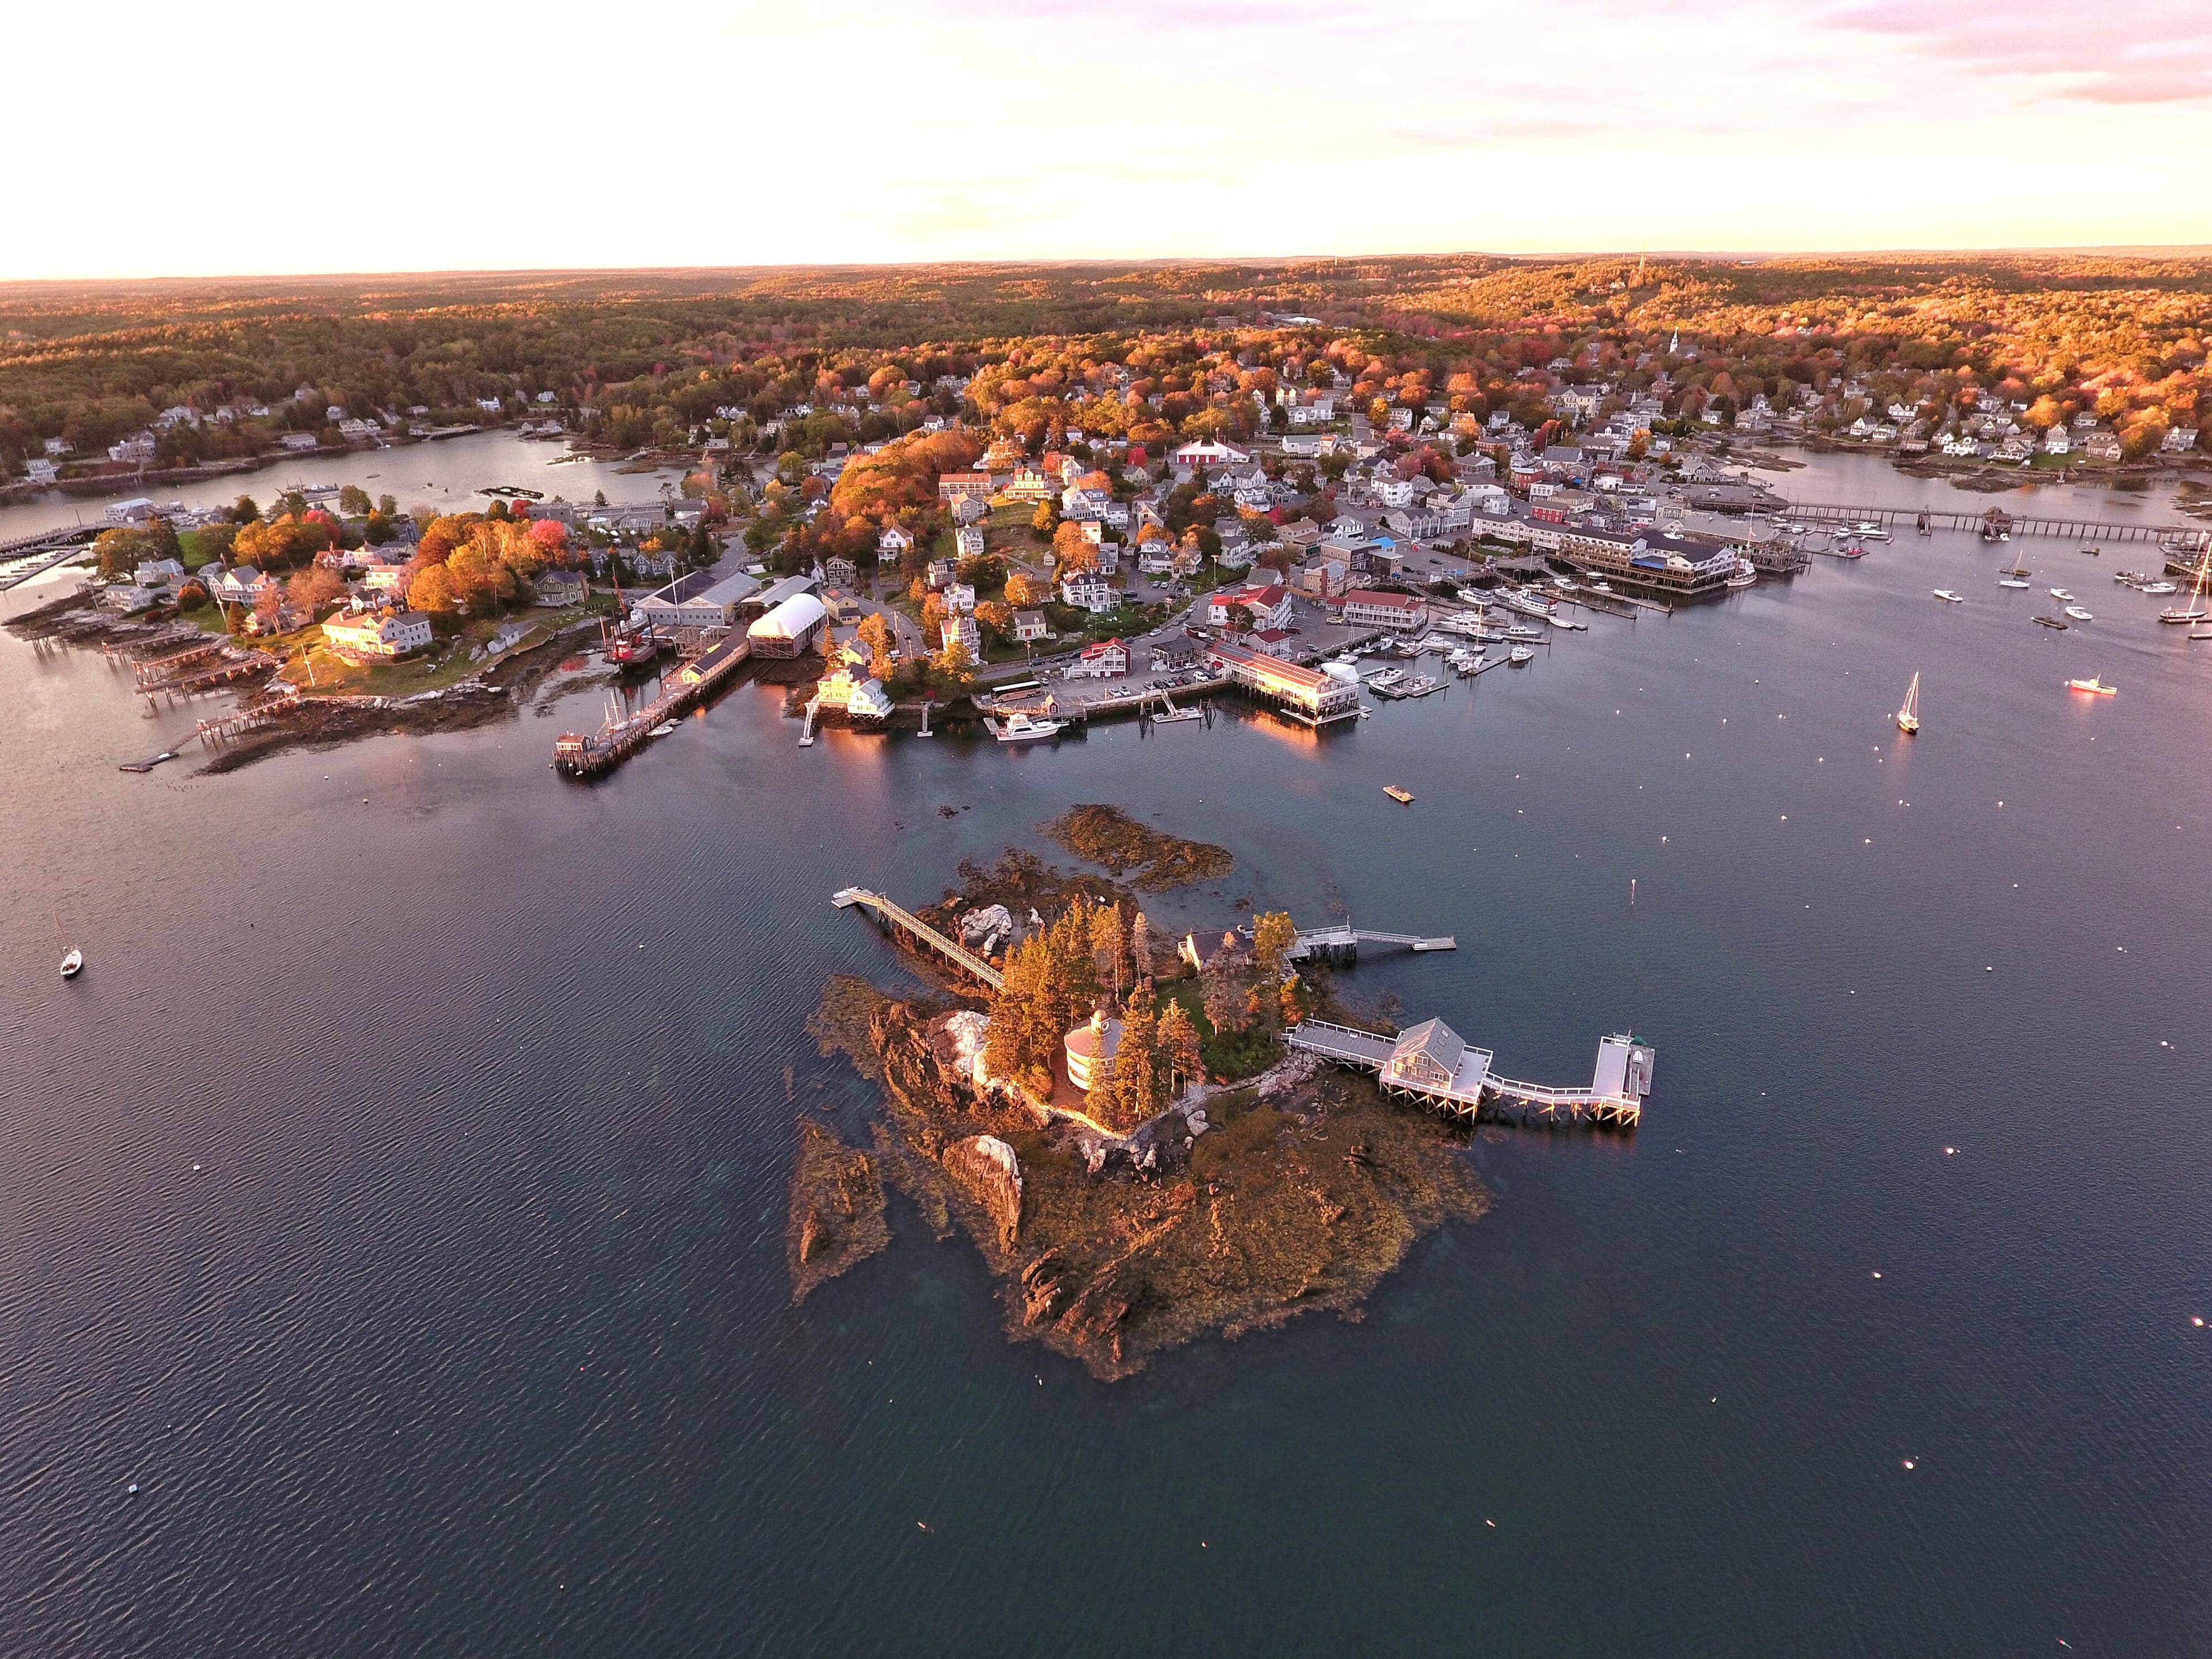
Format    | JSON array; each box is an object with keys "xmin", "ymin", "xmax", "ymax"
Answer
[{"xmin": 831, "ymin": 884, "xmax": 1646, "ymax": 1130}]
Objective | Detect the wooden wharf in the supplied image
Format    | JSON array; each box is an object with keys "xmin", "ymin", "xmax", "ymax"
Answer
[
  {"xmin": 132, "ymin": 639, "xmax": 227, "ymax": 688},
  {"xmin": 553, "ymin": 632, "xmax": 752, "ymax": 778},
  {"xmin": 196, "ymin": 692, "xmax": 302, "ymax": 742},
  {"xmin": 143, "ymin": 647, "xmax": 278, "ymax": 696},
  {"xmin": 831, "ymin": 887, "xmax": 1005, "ymax": 991},
  {"xmin": 1287, "ymin": 1016, "xmax": 1650, "ymax": 1129}
]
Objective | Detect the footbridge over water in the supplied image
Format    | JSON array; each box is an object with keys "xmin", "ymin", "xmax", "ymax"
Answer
[
  {"xmin": 832, "ymin": 887, "xmax": 1005, "ymax": 992},
  {"xmin": 1289, "ymin": 1017, "xmax": 1650, "ymax": 1128}
]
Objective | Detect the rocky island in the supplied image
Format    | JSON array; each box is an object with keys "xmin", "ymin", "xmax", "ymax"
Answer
[{"xmin": 796, "ymin": 808, "xmax": 1488, "ymax": 1380}]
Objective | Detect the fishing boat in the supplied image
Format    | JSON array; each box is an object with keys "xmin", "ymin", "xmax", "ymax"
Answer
[
  {"xmin": 2064, "ymin": 605, "xmax": 2094, "ymax": 623},
  {"xmin": 2032, "ymin": 615, "xmax": 2069, "ymax": 630},
  {"xmin": 1726, "ymin": 559, "xmax": 1757, "ymax": 589},
  {"xmin": 1932, "ymin": 589, "xmax": 1964, "ymax": 603},
  {"xmin": 2049, "ymin": 588, "xmax": 2074, "ymax": 602},
  {"xmin": 1399, "ymin": 675, "xmax": 1443, "ymax": 698},
  {"xmin": 1505, "ymin": 624, "xmax": 1545, "ymax": 641},
  {"xmin": 1384, "ymin": 786, "xmax": 1414, "ymax": 804},
  {"xmin": 1503, "ymin": 591, "xmax": 1557, "ymax": 619},
  {"xmin": 987, "ymin": 710, "xmax": 1065, "ymax": 743},
  {"xmin": 2065, "ymin": 676, "xmax": 2116, "ymax": 696},
  {"xmin": 1508, "ymin": 645, "xmax": 1536, "ymax": 665},
  {"xmin": 1366, "ymin": 668, "xmax": 1405, "ymax": 691}
]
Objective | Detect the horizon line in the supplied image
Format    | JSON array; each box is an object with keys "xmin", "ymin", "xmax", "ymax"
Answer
[{"xmin": 6, "ymin": 244, "xmax": 2212, "ymax": 294}]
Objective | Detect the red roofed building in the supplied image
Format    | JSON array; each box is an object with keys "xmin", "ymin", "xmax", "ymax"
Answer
[
  {"xmin": 1070, "ymin": 637, "xmax": 1130, "ymax": 679},
  {"xmin": 1206, "ymin": 582, "xmax": 1293, "ymax": 631}
]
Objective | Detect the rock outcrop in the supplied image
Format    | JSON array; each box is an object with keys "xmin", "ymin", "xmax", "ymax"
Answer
[{"xmin": 944, "ymin": 1134, "xmax": 1023, "ymax": 1247}]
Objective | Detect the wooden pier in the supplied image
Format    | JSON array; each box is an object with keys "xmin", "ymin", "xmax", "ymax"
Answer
[
  {"xmin": 832, "ymin": 887, "xmax": 1004, "ymax": 991},
  {"xmin": 196, "ymin": 691, "xmax": 302, "ymax": 742},
  {"xmin": 553, "ymin": 631, "xmax": 752, "ymax": 778},
  {"xmin": 0, "ymin": 527, "xmax": 99, "ymax": 591},
  {"xmin": 1287, "ymin": 1016, "xmax": 1650, "ymax": 1129},
  {"xmin": 1783, "ymin": 498, "xmax": 2211, "ymax": 551}
]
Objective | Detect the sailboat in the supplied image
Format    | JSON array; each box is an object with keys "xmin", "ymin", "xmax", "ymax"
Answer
[
  {"xmin": 55, "ymin": 910, "xmax": 82, "ymax": 979},
  {"xmin": 1895, "ymin": 672, "xmax": 1921, "ymax": 735},
  {"xmin": 2160, "ymin": 548, "xmax": 2210, "ymax": 624}
]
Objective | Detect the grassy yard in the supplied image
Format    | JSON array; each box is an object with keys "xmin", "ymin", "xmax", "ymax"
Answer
[
  {"xmin": 1157, "ymin": 976, "xmax": 1284, "ymax": 1084},
  {"xmin": 291, "ymin": 609, "xmax": 581, "ymax": 697}
]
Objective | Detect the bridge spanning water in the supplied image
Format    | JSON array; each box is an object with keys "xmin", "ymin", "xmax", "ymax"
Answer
[
  {"xmin": 1781, "ymin": 498, "xmax": 2210, "ymax": 555},
  {"xmin": 831, "ymin": 887, "xmax": 1004, "ymax": 991}
]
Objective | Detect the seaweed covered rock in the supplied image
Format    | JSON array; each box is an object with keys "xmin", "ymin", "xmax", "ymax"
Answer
[
  {"xmin": 786, "ymin": 1120, "xmax": 890, "ymax": 1304},
  {"xmin": 944, "ymin": 1134, "xmax": 1023, "ymax": 1247}
]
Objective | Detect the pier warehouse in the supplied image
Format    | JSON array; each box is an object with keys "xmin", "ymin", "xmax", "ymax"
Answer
[
  {"xmin": 1206, "ymin": 642, "xmax": 1362, "ymax": 724},
  {"xmin": 634, "ymin": 570, "xmax": 759, "ymax": 631},
  {"xmin": 747, "ymin": 593, "xmax": 828, "ymax": 658}
]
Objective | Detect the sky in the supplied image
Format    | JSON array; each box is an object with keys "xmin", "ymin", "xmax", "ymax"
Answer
[{"xmin": 8, "ymin": 0, "xmax": 2211, "ymax": 281}]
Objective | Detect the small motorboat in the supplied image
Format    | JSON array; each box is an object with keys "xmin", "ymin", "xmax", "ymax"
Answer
[
  {"xmin": 1998, "ymin": 576, "xmax": 2031, "ymax": 589},
  {"xmin": 2143, "ymin": 581, "xmax": 2177, "ymax": 594},
  {"xmin": 2049, "ymin": 588, "xmax": 2074, "ymax": 602},
  {"xmin": 649, "ymin": 721, "xmax": 679, "ymax": 737},
  {"xmin": 2032, "ymin": 615, "xmax": 2069, "ymax": 630},
  {"xmin": 2065, "ymin": 676, "xmax": 2116, "ymax": 696},
  {"xmin": 1366, "ymin": 668, "xmax": 1405, "ymax": 690},
  {"xmin": 1505, "ymin": 624, "xmax": 1544, "ymax": 641},
  {"xmin": 1932, "ymin": 589, "xmax": 1964, "ymax": 603},
  {"xmin": 1384, "ymin": 786, "xmax": 1414, "ymax": 804},
  {"xmin": 1508, "ymin": 645, "xmax": 1536, "ymax": 665},
  {"xmin": 2063, "ymin": 605, "xmax": 2094, "ymax": 622},
  {"xmin": 60, "ymin": 946, "xmax": 83, "ymax": 979},
  {"xmin": 1150, "ymin": 691, "xmax": 1202, "ymax": 723}
]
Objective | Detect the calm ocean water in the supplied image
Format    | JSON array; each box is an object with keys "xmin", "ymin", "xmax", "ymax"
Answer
[{"xmin": 3, "ymin": 446, "xmax": 2209, "ymax": 1656}]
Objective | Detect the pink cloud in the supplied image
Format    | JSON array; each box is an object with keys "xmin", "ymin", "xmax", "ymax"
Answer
[{"xmin": 1834, "ymin": 0, "xmax": 2212, "ymax": 103}]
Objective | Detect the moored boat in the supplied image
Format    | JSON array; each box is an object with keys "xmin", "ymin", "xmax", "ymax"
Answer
[
  {"xmin": 1384, "ymin": 786, "xmax": 1414, "ymax": 804},
  {"xmin": 2065, "ymin": 676, "xmax": 2116, "ymax": 696},
  {"xmin": 988, "ymin": 710, "xmax": 1065, "ymax": 743}
]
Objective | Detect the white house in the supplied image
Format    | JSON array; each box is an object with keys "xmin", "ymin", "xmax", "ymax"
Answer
[
  {"xmin": 1012, "ymin": 609, "xmax": 1050, "ymax": 643},
  {"xmin": 323, "ymin": 608, "xmax": 434, "ymax": 659},
  {"xmin": 208, "ymin": 565, "xmax": 276, "ymax": 606},
  {"xmin": 1340, "ymin": 589, "xmax": 1429, "ymax": 630},
  {"xmin": 878, "ymin": 523, "xmax": 915, "ymax": 556},
  {"xmin": 954, "ymin": 525, "xmax": 986, "ymax": 559},
  {"xmin": 25, "ymin": 459, "xmax": 58, "ymax": 486},
  {"xmin": 107, "ymin": 434, "xmax": 157, "ymax": 465},
  {"xmin": 1206, "ymin": 582, "xmax": 1293, "ymax": 631},
  {"xmin": 1060, "ymin": 571, "xmax": 1115, "ymax": 613}
]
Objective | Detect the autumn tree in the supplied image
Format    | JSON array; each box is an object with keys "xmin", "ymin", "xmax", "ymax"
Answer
[
  {"xmin": 338, "ymin": 484, "xmax": 372, "ymax": 516},
  {"xmin": 287, "ymin": 565, "xmax": 342, "ymax": 612},
  {"xmin": 1005, "ymin": 569, "xmax": 1050, "ymax": 608},
  {"xmin": 856, "ymin": 612, "xmax": 896, "ymax": 679},
  {"xmin": 1052, "ymin": 519, "xmax": 1099, "ymax": 574}
]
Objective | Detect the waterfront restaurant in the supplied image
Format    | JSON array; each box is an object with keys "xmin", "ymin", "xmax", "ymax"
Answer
[
  {"xmin": 1550, "ymin": 523, "xmax": 1740, "ymax": 597},
  {"xmin": 1204, "ymin": 641, "xmax": 1361, "ymax": 725}
]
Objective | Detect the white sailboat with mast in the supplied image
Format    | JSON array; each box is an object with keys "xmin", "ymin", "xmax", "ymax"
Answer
[
  {"xmin": 1895, "ymin": 671, "xmax": 1921, "ymax": 736},
  {"xmin": 2161, "ymin": 547, "xmax": 2210, "ymax": 624}
]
